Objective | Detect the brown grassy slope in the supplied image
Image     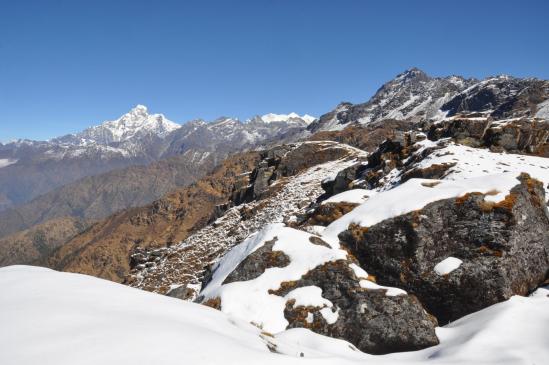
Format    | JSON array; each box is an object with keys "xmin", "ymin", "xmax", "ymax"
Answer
[
  {"xmin": 46, "ymin": 152, "xmax": 261, "ymax": 282},
  {"xmin": 0, "ymin": 153, "xmax": 217, "ymax": 239},
  {"xmin": 0, "ymin": 217, "xmax": 88, "ymax": 266}
]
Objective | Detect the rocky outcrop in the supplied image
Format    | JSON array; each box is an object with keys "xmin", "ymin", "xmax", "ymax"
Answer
[
  {"xmin": 199, "ymin": 224, "xmax": 439, "ymax": 355},
  {"xmin": 427, "ymin": 115, "xmax": 491, "ymax": 147},
  {"xmin": 338, "ymin": 174, "xmax": 549, "ymax": 324},
  {"xmin": 309, "ymin": 120, "xmax": 415, "ymax": 152},
  {"xmin": 428, "ymin": 116, "xmax": 549, "ymax": 156},
  {"xmin": 277, "ymin": 260, "xmax": 439, "ymax": 354},
  {"xmin": 320, "ymin": 113, "xmax": 549, "ymax": 204},
  {"xmin": 320, "ymin": 133, "xmax": 425, "ymax": 197},
  {"xmin": 230, "ymin": 142, "xmax": 355, "ymax": 205},
  {"xmin": 222, "ymin": 239, "xmax": 290, "ymax": 284},
  {"xmin": 483, "ymin": 119, "xmax": 549, "ymax": 156}
]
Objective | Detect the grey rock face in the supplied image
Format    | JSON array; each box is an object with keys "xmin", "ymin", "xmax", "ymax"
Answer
[
  {"xmin": 427, "ymin": 115, "xmax": 491, "ymax": 147},
  {"xmin": 338, "ymin": 174, "xmax": 549, "ymax": 324},
  {"xmin": 280, "ymin": 260, "xmax": 439, "ymax": 355},
  {"xmin": 321, "ymin": 162, "xmax": 368, "ymax": 197},
  {"xmin": 428, "ymin": 116, "xmax": 549, "ymax": 156},
  {"xmin": 320, "ymin": 135, "xmax": 426, "ymax": 198},
  {"xmin": 222, "ymin": 239, "xmax": 290, "ymax": 285},
  {"xmin": 483, "ymin": 119, "xmax": 549, "ymax": 156},
  {"xmin": 441, "ymin": 76, "xmax": 549, "ymax": 119},
  {"xmin": 309, "ymin": 68, "xmax": 475, "ymax": 132}
]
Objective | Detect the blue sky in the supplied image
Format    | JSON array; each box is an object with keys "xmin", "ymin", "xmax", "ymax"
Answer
[{"xmin": 1, "ymin": 0, "xmax": 548, "ymax": 141}]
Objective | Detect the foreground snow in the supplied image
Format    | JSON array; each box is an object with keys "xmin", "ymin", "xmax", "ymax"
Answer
[{"xmin": 1, "ymin": 266, "xmax": 547, "ymax": 365}]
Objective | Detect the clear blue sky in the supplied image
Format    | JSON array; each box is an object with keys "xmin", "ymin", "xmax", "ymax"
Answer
[{"xmin": 1, "ymin": 0, "xmax": 548, "ymax": 141}]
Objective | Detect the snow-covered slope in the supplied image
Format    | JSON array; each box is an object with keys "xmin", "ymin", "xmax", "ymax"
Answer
[
  {"xmin": 372, "ymin": 138, "xmax": 549, "ymax": 195},
  {"xmin": 1, "ymin": 265, "xmax": 548, "ymax": 365}
]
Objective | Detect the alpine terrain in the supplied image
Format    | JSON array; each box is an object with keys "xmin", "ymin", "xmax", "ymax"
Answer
[{"xmin": 2, "ymin": 68, "xmax": 548, "ymax": 365}]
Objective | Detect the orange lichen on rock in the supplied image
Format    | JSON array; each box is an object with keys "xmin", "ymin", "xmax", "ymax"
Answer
[
  {"xmin": 203, "ymin": 297, "xmax": 222, "ymax": 310},
  {"xmin": 493, "ymin": 193, "xmax": 518, "ymax": 212},
  {"xmin": 268, "ymin": 280, "xmax": 298, "ymax": 296}
]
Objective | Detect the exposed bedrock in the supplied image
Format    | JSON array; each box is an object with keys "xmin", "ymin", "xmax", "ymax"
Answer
[{"xmin": 338, "ymin": 174, "xmax": 549, "ymax": 324}]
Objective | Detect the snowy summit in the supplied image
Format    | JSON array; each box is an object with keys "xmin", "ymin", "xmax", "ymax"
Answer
[
  {"xmin": 74, "ymin": 105, "xmax": 181, "ymax": 145},
  {"xmin": 258, "ymin": 112, "xmax": 316, "ymax": 124}
]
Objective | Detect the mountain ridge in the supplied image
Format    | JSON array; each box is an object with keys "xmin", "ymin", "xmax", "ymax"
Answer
[{"xmin": 0, "ymin": 107, "xmax": 315, "ymax": 212}]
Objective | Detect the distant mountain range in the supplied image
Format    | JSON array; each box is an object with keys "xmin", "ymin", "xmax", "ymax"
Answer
[
  {"xmin": 0, "ymin": 106, "xmax": 316, "ymax": 212},
  {"xmin": 3, "ymin": 68, "xmax": 547, "ymax": 216}
]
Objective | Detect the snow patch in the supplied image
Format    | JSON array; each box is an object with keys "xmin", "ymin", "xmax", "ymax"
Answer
[
  {"xmin": 434, "ymin": 257, "xmax": 463, "ymax": 276},
  {"xmin": 0, "ymin": 158, "xmax": 17, "ymax": 168},
  {"xmin": 319, "ymin": 307, "xmax": 339, "ymax": 324},
  {"xmin": 359, "ymin": 280, "xmax": 407, "ymax": 297},
  {"xmin": 534, "ymin": 99, "xmax": 549, "ymax": 119},
  {"xmin": 285, "ymin": 286, "xmax": 333, "ymax": 308},
  {"xmin": 322, "ymin": 189, "xmax": 375, "ymax": 205},
  {"xmin": 259, "ymin": 112, "xmax": 316, "ymax": 124}
]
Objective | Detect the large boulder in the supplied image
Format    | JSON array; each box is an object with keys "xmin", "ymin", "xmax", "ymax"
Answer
[
  {"xmin": 338, "ymin": 174, "xmax": 549, "ymax": 324},
  {"xmin": 199, "ymin": 224, "xmax": 439, "ymax": 355}
]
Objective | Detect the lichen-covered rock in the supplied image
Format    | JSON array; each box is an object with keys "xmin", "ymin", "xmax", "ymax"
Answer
[
  {"xmin": 306, "ymin": 202, "xmax": 359, "ymax": 226},
  {"xmin": 483, "ymin": 119, "xmax": 549, "ymax": 156},
  {"xmin": 222, "ymin": 238, "xmax": 290, "ymax": 284},
  {"xmin": 278, "ymin": 260, "xmax": 439, "ymax": 355},
  {"xmin": 427, "ymin": 115, "xmax": 490, "ymax": 146},
  {"xmin": 199, "ymin": 224, "xmax": 439, "ymax": 355},
  {"xmin": 319, "ymin": 133, "xmax": 440, "ymax": 198},
  {"xmin": 338, "ymin": 174, "xmax": 549, "ymax": 324}
]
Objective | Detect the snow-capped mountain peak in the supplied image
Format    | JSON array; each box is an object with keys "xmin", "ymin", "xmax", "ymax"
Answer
[
  {"xmin": 393, "ymin": 67, "xmax": 429, "ymax": 83},
  {"xmin": 79, "ymin": 105, "xmax": 180, "ymax": 144},
  {"xmin": 254, "ymin": 112, "xmax": 316, "ymax": 124}
]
